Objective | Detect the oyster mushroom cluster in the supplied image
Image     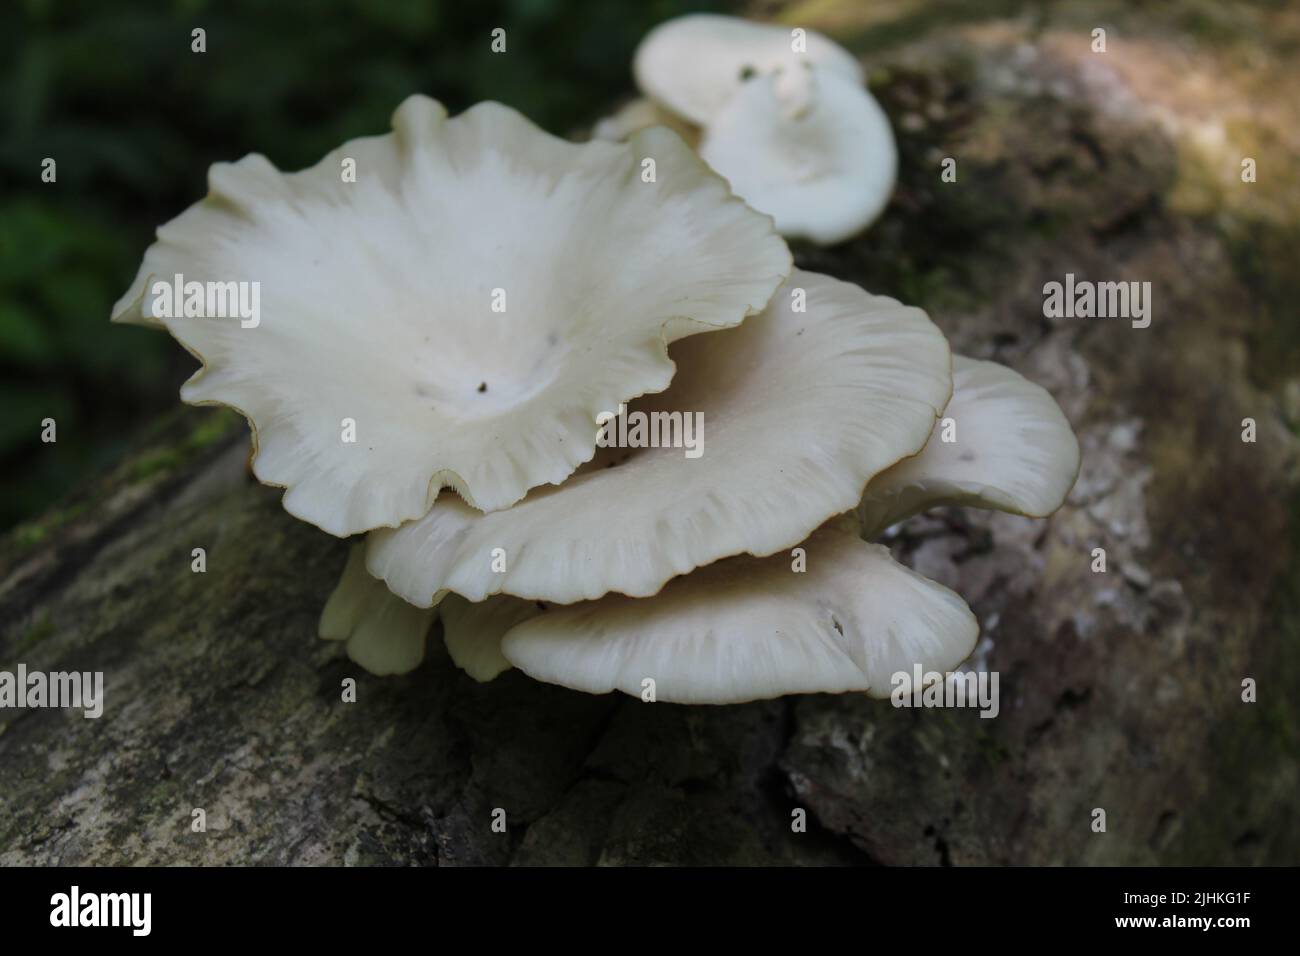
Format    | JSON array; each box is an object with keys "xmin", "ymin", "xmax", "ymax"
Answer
[
  {"xmin": 113, "ymin": 55, "xmax": 1079, "ymax": 705},
  {"xmin": 596, "ymin": 14, "xmax": 898, "ymax": 245}
]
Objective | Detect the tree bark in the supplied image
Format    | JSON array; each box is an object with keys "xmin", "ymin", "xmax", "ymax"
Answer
[{"xmin": 2, "ymin": 7, "xmax": 1297, "ymax": 865}]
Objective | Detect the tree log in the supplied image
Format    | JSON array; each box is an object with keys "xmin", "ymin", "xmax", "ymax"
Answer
[{"xmin": 2, "ymin": 9, "xmax": 1297, "ymax": 865}]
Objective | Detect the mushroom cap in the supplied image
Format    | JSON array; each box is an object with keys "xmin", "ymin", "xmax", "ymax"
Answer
[
  {"xmin": 366, "ymin": 269, "xmax": 951, "ymax": 606},
  {"xmin": 112, "ymin": 94, "xmax": 790, "ymax": 535},
  {"xmin": 633, "ymin": 14, "xmax": 863, "ymax": 126},
  {"xmin": 700, "ymin": 67, "xmax": 897, "ymax": 245},
  {"xmin": 859, "ymin": 356, "xmax": 1082, "ymax": 537},
  {"xmin": 439, "ymin": 594, "xmax": 530, "ymax": 682},
  {"xmin": 319, "ymin": 544, "xmax": 435, "ymax": 676},
  {"xmin": 491, "ymin": 518, "xmax": 978, "ymax": 704},
  {"xmin": 591, "ymin": 97, "xmax": 701, "ymax": 149}
]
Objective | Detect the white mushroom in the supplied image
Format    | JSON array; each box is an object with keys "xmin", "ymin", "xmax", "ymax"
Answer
[
  {"xmin": 700, "ymin": 68, "xmax": 898, "ymax": 245},
  {"xmin": 112, "ymin": 94, "xmax": 790, "ymax": 535},
  {"xmin": 591, "ymin": 97, "xmax": 700, "ymax": 149},
  {"xmin": 319, "ymin": 545, "xmax": 435, "ymax": 676},
  {"xmin": 443, "ymin": 518, "xmax": 978, "ymax": 704},
  {"xmin": 439, "ymin": 594, "xmax": 532, "ymax": 682},
  {"xmin": 432, "ymin": 355, "xmax": 1080, "ymax": 699},
  {"xmin": 366, "ymin": 269, "xmax": 951, "ymax": 606},
  {"xmin": 633, "ymin": 14, "xmax": 863, "ymax": 126},
  {"xmin": 858, "ymin": 356, "xmax": 1082, "ymax": 537}
]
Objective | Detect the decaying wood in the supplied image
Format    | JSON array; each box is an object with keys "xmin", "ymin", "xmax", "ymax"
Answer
[{"xmin": 2, "ymin": 9, "xmax": 1297, "ymax": 865}]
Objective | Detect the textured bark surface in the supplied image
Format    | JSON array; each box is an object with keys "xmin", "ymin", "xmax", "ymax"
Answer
[{"xmin": 2, "ymin": 4, "xmax": 1298, "ymax": 865}]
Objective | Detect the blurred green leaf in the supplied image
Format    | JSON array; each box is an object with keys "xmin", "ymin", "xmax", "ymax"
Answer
[{"xmin": 0, "ymin": 302, "xmax": 57, "ymax": 365}]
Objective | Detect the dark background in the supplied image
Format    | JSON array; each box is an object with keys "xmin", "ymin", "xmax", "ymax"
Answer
[{"xmin": 0, "ymin": 0, "xmax": 724, "ymax": 530}]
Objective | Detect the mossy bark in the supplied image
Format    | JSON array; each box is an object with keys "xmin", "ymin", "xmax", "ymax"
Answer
[{"xmin": 2, "ymin": 3, "xmax": 1297, "ymax": 864}]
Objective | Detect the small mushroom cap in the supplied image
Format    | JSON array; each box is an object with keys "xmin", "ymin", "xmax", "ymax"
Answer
[
  {"xmin": 112, "ymin": 94, "xmax": 790, "ymax": 535},
  {"xmin": 859, "ymin": 356, "xmax": 1082, "ymax": 537},
  {"xmin": 633, "ymin": 14, "xmax": 863, "ymax": 125},
  {"xmin": 319, "ymin": 544, "xmax": 435, "ymax": 676},
  {"xmin": 366, "ymin": 269, "xmax": 951, "ymax": 605},
  {"xmin": 495, "ymin": 518, "xmax": 978, "ymax": 704},
  {"xmin": 700, "ymin": 68, "xmax": 897, "ymax": 245},
  {"xmin": 439, "ymin": 594, "xmax": 532, "ymax": 682},
  {"xmin": 591, "ymin": 97, "xmax": 701, "ymax": 149}
]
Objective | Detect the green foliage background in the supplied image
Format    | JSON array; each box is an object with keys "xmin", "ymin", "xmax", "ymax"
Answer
[{"xmin": 0, "ymin": 0, "xmax": 724, "ymax": 529}]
